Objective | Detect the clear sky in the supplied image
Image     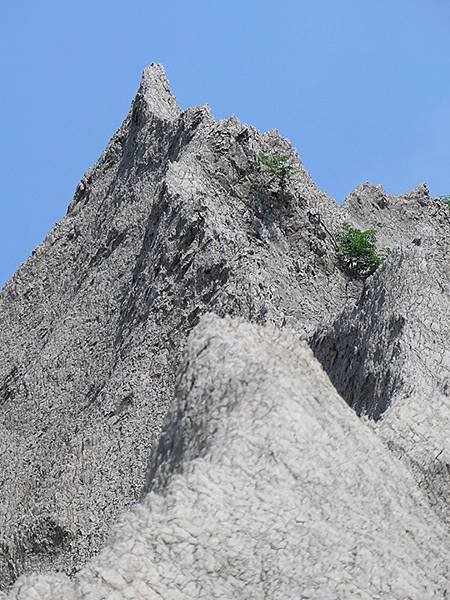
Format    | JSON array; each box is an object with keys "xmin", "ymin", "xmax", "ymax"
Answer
[{"xmin": 1, "ymin": 0, "xmax": 449, "ymax": 286}]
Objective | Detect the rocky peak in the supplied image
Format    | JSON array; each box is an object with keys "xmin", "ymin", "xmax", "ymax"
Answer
[
  {"xmin": 136, "ymin": 63, "xmax": 181, "ymax": 122},
  {"xmin": 0, "ymin": 66, "xmax": 448, "ymax": 597}
]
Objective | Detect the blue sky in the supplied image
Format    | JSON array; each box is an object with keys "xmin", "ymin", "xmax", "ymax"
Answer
[{"xmin": 1, "ymin": 0, "xmax": 449, "ymax": 286}]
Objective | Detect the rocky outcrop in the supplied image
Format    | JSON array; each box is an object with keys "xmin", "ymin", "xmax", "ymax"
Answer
[
  {"xmin": 342, "ymin": 181, "xmax": 448, "ymax": 250},
  {"xmin": 0, "ymin": 65, "xmax": 353, "ymax": 588},
  {"xmin": 312, "ymin": 193, "xmax": 449, "ymax": 523},
  {"xmin": 0, "ymin": 64, "xmax": 448, "ymax": 595},
  {"xmin": 4, "ymin": 317, "xmax": 449, "ymax": 599}
]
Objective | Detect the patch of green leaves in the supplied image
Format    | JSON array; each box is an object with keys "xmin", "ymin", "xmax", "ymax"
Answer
[
  {"xmin": 259, "ymin": 152, "xmax": 295, "ymax": 185},
  {"xmin": 336, "ymin": 223, "xmax": 387, "ymax": 279},
  {"xmin": 438, "ymin": 195, "xmax": 450, "ymax": 209}
]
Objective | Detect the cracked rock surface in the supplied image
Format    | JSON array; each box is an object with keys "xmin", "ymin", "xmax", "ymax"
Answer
[
  {"xmin": 0, "ymin": 64, "xmax": 351, "ymax": 588},
  {"xmin": 0, "ymin": 64, "xmax": 448, "ymax": 596},
  {"xmin": 4, "ymin": 316, "xmax": 449, "ymax": 599},
  {"xmin": 312, "ymin": 198, "xmax": 449, "ymax": 525}
]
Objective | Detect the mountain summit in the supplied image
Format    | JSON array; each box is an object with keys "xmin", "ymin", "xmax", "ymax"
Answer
[{"xmin": 0, "ymin": 65, "xmax": 448, "ymax": 599}]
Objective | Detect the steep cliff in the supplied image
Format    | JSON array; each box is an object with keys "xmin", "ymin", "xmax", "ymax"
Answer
[
  {"xmin": 313, "ymin": 196, "xmax": 449, "ymax": 523},
  {"xmin": 0, "ymin": 65, "xmax": 448, "ymax": 597}
]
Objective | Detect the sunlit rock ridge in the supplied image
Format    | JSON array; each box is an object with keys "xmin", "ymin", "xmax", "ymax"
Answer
[{"xmin": 0, "ymin": 65, "xmax": 448, "ymax": 599}]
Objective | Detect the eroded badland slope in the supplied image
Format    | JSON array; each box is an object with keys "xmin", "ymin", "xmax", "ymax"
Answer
[{"xmin": 0, "ymin": 66, "xmax": 448, "ymax": 599}]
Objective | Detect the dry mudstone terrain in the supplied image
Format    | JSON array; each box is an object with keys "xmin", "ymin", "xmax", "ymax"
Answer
[{"xmin": 0, "ymin": 65, "xmax": 448, "ymax": 599}]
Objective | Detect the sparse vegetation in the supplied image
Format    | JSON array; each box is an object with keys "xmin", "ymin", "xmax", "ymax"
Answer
[
  {"xmin": 336, "ymin": 223, "xmax": 387, "ymax": 279},
  {"xmin": 438, "ymin": 195, "xmax": 450, "ymax": 209},
  {"xmin": 259, "ymin": 152, "xmax": 295, "ymax": 186}
]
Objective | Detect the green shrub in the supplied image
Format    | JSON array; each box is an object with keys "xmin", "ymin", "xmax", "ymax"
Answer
[
  {"xmin": 438, "ymin": 195, "xmax": 450, "ymax": 209},
  {"xmin": 336, "ymin": 223, "xmax": 387, "ymax": 279},
  {"xmin": 259, "ymin": 152, "xmax": 295, "ymax": 185}
]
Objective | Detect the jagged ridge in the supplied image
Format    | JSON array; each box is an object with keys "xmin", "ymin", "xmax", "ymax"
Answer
[{"xmin": 0, "ymin": 65, "xmax": 448, "ymax": 595}]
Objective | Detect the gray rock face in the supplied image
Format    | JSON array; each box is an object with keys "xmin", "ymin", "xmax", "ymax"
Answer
[
  {"xmin": 4, "ymin": 317, "xmax": 449, "ymax": 599},
  {"xmin": 0, "ymin": 64, "xmax": 351, "ymax": 588},
  {"xmin": 342, "ymin": 182, "xmax": 447, "ymax": 250},
  {"xmin": 312, "ymin": 195, "xmax": 450, "ymax": 523},
  {"xmin": 0, "ymin": 64, "xmax": 448, "ymax": 595}
]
